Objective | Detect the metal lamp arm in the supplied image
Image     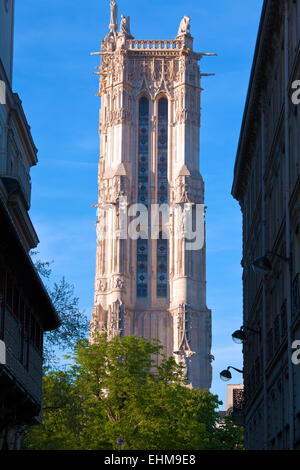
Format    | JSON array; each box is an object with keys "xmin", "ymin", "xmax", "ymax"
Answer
[
  {"xmin": 228, "ymin": 366, "xmax": 243, "ymax": 374},
  {"xmin": 242, "ymin": 325, "xmax": 260, "ymax": 334}
]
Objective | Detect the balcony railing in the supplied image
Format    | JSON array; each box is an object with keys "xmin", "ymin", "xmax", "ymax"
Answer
[{"xmin": 127, "ymin": 39, "xmax": 184, "ymax": 51}]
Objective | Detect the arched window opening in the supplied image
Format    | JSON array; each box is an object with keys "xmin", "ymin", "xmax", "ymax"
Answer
[
  {"xmin": 138, "ymin": 97, "xmax": 149, "ymax": 206},
  {"xmin": 157, "ymin": 97, "xmax": 168, "ymax": 205},
  {"xmin": 137, "ymin": 238, "xmax": 148, "ymax": 298},
  {"xmin": 157, "ymin": 232, "xmax": 168, "ymax": 298}
]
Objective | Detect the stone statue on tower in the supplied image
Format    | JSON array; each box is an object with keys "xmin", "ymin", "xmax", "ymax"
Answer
[
  {"xmin": 177, "ymin": 16, "xmax": 191, "ymax": 36},
  {"xmin": 119, "ymin": 14, "xmax": 133, "ymax": 38}
]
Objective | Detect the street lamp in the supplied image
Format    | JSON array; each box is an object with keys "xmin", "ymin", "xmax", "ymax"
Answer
[
  {"xmin": 220, "ymin": 366, "xmax": 243, "ymax": 382},
  {"xmin": 232, "ymin": 325, "xmax": 260, "ymax": 344},
  {"xmin": 251, "ymin": 255, "xmax": 272, "ymax": 274}
]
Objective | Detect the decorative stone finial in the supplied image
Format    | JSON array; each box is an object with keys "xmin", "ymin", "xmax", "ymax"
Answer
[
  {"xmin": 109, "ymin": 0, "xmax": 118, "ymax": 33},
  {"xmin": 177, "ymin": 15, "xmax": 191, "ymax": 36}
]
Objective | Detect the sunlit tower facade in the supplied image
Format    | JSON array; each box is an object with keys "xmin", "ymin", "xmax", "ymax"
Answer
[{"xmin": 90, "ymin": 3, "xmax": 215, "ymax": 389}]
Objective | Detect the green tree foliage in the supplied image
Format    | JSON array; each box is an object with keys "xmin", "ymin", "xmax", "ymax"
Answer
[
  {"xmin": 30, "ymin": 251, "xmax": 89, "ymax": 368},
  {"xmin": 23, "ymin": 334, "xmax": 244, "ymax": 450}
]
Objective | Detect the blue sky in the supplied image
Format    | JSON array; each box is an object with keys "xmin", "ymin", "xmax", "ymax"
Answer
[{"xmin": 13, "ymin": 0, "xmax": 262, "ymax": 407}]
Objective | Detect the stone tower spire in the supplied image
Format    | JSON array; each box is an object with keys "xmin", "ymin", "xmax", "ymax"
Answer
[{"xmin": 90, "ymin": 2, "xmax": 215, "ymax": 389}]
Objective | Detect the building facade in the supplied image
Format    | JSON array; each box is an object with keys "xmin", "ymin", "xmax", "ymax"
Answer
[
  {"xmin": 232, "ymin": 0, "xmax": 300, "ymax": 450},
  {"xmin": 89, "ymin": 2, "xmax": 214, "ymax": 389},
  {"xmin": 219, "ymin": 384, "xmax": 244, "ymax": 422},
  {"xmin": 0, "ymin": 0, "xmax": 60, "ymax": 449}
]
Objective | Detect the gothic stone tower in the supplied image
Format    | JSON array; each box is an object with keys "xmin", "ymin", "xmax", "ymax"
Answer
[{"xmin": 90, "ymin": 3, "xmax": 215, "ymax": 389}]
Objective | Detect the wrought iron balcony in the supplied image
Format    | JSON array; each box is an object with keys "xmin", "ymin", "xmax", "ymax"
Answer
[
  {"xmin": 232, "ymin": 388, "xmax": 245, "ymax": 427},
  {"xmin": 0, "ymin": 158, "xmax": 31, "ymax": 210},
  {"xmin": 233, "ymin": 388, "xmax": 245, "ymax": 411}
]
